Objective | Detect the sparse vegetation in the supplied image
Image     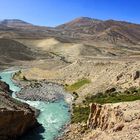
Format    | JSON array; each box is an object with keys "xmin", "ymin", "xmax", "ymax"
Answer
[
  {"xmin": 65, "ymin": 78, "xmax": 91, "ymax": 92},
  {"xmin": 71, "ymin": 87, "xmax": 140, "ymax": 123},
  {"xmin": 71, "ymin": 105, "xmax": 89, "ymax": 123}
]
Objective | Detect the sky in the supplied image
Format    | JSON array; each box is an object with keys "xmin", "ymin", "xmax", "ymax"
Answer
[{"xmin": 0, "ymin": 0, "xmax": 139, "ymax": 27}]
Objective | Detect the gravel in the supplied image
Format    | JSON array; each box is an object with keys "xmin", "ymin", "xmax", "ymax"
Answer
[{"xmin": 16, "ymin": 81, "xmax": 74, "ymax": 104}]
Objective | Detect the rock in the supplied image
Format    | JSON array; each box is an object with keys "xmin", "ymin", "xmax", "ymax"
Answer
[
  {"xmin": 105, "ymin": 87, "xmax": 116, "ymax": 94},
  {"xmin": 0, "ymin": 80, "xmax": 12, "ymax": 94},
  {"xmin": 132, "ymin": 71, "xmax": 140, "ymax": 80},
  {"xmin": 113, "ymin": 123, "xmax": 124, "ymax": 132},
  {"xmin": 87, "ymin": 103, "xmax": 123, "ymax": 130},
  {"xmin": 116, "ymin": 73, "xmax": 123, "ymax": 81},
  {"xmin": 0, "ymin": 92, "xmax": 38, "ymax": 140},
  {"xmin": 124, "ymin": 115, "xmax": 133, "ymax": 122},
  {"xmin": 85, "ymin": 101, "xmax": 140, "ymax": 139},
  {"xmin": 132, "ymin": 124, "xmax": 140, "ymax": 130}
]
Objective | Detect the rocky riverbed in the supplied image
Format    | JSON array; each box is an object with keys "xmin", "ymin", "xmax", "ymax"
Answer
[{"xmin": 16, "ymin": 80, "xmax": 74, "ymax": 104}]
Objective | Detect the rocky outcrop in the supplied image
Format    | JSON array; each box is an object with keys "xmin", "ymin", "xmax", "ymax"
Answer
[
  {"xmin": 61, "ymin": 101, "xmax": 140, "ymax": 140},
  {"xmin": 0, "ymin": 81, "xmax": 12, "ymax": 94},
  {"xmin": 87, "ymin": 103, "xmax": 124, "ymax": 130},
  {"xmin": 132, "ymin": 71, "xmax": 140, "ymax": 80},
  {"xmin": 0, "ymin": 92, "xmax": 38, "ymax": 140},
  {"xmin": 85, "ymin": 101, "xmax": 140, "ymax": 140}
]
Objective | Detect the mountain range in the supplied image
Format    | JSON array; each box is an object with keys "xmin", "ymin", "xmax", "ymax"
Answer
[
  {"xmin": 0, "ymin": 17, "xmax": 140, "ymax": 69},
  {"xmin": 0, "ymin": 17, "xmax": 140, "ymax": 45},
  {"xmin": 0, "ymin": 17, "xmax": 140, "ymax": 140}
]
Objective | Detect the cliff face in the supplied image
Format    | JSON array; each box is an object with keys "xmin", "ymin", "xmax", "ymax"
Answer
[
  {"xmin": 0, "ymin": 80, "xmax": 38, "ymax": 140},
  {"xmin": 87, "ymin": 103, "xmax": 124, "ymax": 130},
  {"xmin": 61, "ymin": 101, "xmax": 140, "ymax": 140},
  {"xmin": 86, "ymin": 101, "xmax": 140, "ymax": 140}
]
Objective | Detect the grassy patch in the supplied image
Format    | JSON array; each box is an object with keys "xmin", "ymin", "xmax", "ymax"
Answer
[
  {"xmin": 65, "ymin": 78, "xmax": 91, "ymax": 92},
  {"xmin": 71, "ymin": 87, "xmax": 140, "ymax": 123}
]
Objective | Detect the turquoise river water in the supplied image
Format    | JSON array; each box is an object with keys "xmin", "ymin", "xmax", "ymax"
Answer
[{"xmin": 0, "ymin": 70, "xmax": 70, "ymax": 140}]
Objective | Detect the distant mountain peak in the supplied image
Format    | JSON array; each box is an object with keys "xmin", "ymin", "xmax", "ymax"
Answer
[
  {"xmin": 0, "ymin": 19, "xmax": 33, "ymax": 27},
  {"xmin": 56, "ymin": 17, "xmax": 102, "ymax": 29},
  {"xmin": 73, "ymin": 17, "xmax": 102, "ymax": 21},
  {"xmin": 74, "ymin": 17, "xmax": 93, "ymax": 21}
]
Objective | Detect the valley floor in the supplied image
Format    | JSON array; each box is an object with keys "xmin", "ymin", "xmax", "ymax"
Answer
[{"xmin": 12, "ymin": 56, "xmax": 140, "ymax": 140}]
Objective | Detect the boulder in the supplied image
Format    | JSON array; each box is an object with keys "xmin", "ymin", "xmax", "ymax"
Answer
[
  {"xmin": 132, "ymin": 71, "xmax": 140, "ymax": 80},
  {"xmin": 113, "ymin": 123, "xmax": 124, "ymax": 132},
  {"xmin": 105, "ymin": 87, "xmax": 116, "ymax": 94}
]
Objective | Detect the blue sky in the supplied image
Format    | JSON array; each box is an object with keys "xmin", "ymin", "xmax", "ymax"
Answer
[{"xmin": 0, "ymin": 0, "xmax": 139, "ymax": 26}]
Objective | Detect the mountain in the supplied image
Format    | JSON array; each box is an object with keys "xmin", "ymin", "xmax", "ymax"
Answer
[
  {"xmin": 56, "ymin": 17, "xmax": 102, "ymax": 30},
  {"xmin": 0, "ymin": 17, "xmax": 140, "ymax": 69},
  {"xmin": 0, "ymin": 19, "xmax": 33, "ymax": 27},
  {"xmin": 56, "ymin": 17, "xmax": 140, "ymax": 44},
  {"xmin": 0, "ymin": 17, "xmax": 140, "ymax": 45}
]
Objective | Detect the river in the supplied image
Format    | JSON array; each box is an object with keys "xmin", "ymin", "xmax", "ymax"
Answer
[{"xmin": 0, "ymin": 70, "xmax": 71, "ymax": 140}]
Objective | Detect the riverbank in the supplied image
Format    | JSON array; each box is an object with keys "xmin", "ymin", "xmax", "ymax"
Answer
[
  {"xmin": 11, "ymin": 68, "xmax": 140, "ymax": 140},
  {"xmin": 0, "ymin": 70, "xmax": 73, "ymax": 140},
  {"xmin": 0, "ymin": 72, "xmax": 38, "ymax": 140},
  {"xmin": 58, "ymin": 87, "xmax": 140, "ymax": 140},
  {"xmin": 15, "ymin": 79, "xmax": 74, "ymax": 140},
  {"xmin": 59, "ymin": 100, "xmax": 140, "ymax": 140}
]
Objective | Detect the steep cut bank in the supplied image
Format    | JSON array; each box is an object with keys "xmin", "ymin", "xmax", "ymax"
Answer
[
  {"xmin": 60, "ymin": 100, "xmax": 140, "ymax": 140},
  {"xmin": 86, "ymin": 101, "xmax": 140, "ymax": 140},
  {"xmin": 0, "ymin": 80, "xmax": 38, "ymax": 140}
]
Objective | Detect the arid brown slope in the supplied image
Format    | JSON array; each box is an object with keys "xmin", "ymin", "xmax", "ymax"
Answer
[
  {"xmin": 0, "ymin": 39, "xmax": 35, "ymax": 60},
  {"xmin": 0, "ymin": 38, "xmax": 39, "ymax": 69},
  {"xmin": 60, "ymin": 101, "xmax": 140, "ymax": 140},
  {"xmin": 56, "ymin": 17, "xmax": 140, "ymax": 45},
  {"xmin": 0, "ymin": 18, "xmax": 139, "ymax": 64},
  {"xmin": 0, "ymin": 18, "xmax": 140, "ymax": 73},
  {"xmin": 0, "ymin": 18, "xmax": 140, "ymax": 45}
]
